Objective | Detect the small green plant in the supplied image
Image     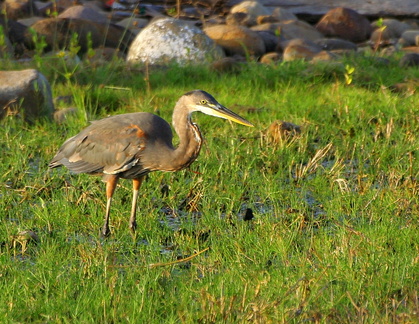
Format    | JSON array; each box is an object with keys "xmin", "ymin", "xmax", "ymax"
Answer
[
  {"xmin": 68, "ymin": 32, "xmax": 81, "ymax": 58},
  {"xmin": 85, "ymin": 32, "xmax": 96, "ymax": 60},
  {"xmin": 373, "ymin": 18, "xmax": 388, "ymax": 53},
  {"xmin": 344, "ymin": 64, "xmax": 355, "ymax": 85},
  {"xmin": 0, "ymin": 25, "xmax": 10, "ymax": 59},
  {"xmin": 28, "ymin": 28, "xmax": 48, "ymax": 68},
  {"xmin": 45, "ymin": 8, "xmax": 59, "ymax": 18},
  {"xmin": 375, "ymin": 17, "xmax": 385, "ymax": 29}
]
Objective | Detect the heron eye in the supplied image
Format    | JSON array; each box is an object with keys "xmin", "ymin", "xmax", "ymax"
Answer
[{"xmin": 200, "ymin": 99, "xmax": 207, "ymax": 105}]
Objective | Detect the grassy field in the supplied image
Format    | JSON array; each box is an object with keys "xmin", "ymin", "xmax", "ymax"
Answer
[{"xmin": 1, "ymin": 53, "xmax": 418, "ymax": 323}]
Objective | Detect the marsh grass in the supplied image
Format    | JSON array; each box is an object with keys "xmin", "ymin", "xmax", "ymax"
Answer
[{"xmin": 1, "ymin": 54, "xmax": 418, "ymax": 323}]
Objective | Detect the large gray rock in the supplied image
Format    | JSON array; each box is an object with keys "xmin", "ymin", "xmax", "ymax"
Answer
[
  {"xmin": 127, "ymin": 18, "xmax": 224, "ymax": 65},
  {"xmin": 0, "ymin": 69, "xmax": 54, "ymax": 121}
]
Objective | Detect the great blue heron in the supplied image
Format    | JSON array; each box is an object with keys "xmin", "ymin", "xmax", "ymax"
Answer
[{"xmin": 50, "ymin": 90, "xmax": 253, "ymax": 237}]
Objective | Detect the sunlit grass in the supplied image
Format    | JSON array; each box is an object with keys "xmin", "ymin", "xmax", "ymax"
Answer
[{"xmin": 1, "ymin": 55, "xmax": 418, "ymax": 322}]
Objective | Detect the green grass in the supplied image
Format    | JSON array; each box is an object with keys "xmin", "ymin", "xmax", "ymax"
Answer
[{"xmin": 1, "ymin": 54, "xmax": 418, "ymax": 323}]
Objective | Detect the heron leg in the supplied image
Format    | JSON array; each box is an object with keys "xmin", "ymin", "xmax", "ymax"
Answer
[
  {"xmin": 102, "ymin": 175, "xmax": 119, "ymax": 237},
  {"xmin": 129, "ymin": 176, "xmax": 144, "ymax": 234}
]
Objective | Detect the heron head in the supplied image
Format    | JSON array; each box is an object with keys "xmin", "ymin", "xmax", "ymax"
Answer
[{"xmin": 185, "ymin": 90, "xmax": 254, "ymax": 127}]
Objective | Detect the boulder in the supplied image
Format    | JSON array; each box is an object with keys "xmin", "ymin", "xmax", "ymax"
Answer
[
  {"xmin": 17, "ymin": 17, "xmax": 43, "ymax": 27},
  {"xmin": 0, "ymin": 69, "xmax": 54, "ymax": 122},
  {"xmin": 85, "ymin": 47, "xmax": 125, "ymax": 64},
  {"xmin": 260, "ymin": 52, "xmax": 281, "ymax": 64},
  {"xmin": 116, "ymin": 17, "xmax": 149, "ymax": 34},
  {"xmin": 316, "ymin": 7, "xmax": 372, "ymax": 43},
  {"xmin": 256, "ymin": 30, "xmax": 280, "ymax": 52},
  {"xmin": 204, "ymin": 24, "xmax": 265, "ymax": 57},
  {"xmin": 271, "ymin": 7, "xmax": 297, "ymax": 21},
  {"xmin": 313, "ymin": 38, "xmax": 357, "ymax": 51},
  {"xmin": 282, "ymin": 38, "xmax": 323, "ymax": 61},
  {"xmin": 226, "ymin": 12, "xmax": 255, "ymax": 27},
  {"xmin": 1, "ymin": 0, "xmax": 39, "ymax": 20},
  {"xmin": 253, "ymin": 20, "xmax": 323, "ymax": 42},
  {"xmin": 24, "ymin": 18, "xmax": 135, "ymax": 53},
  {"xmin": 371, "ymin": 19, "xmax": 411, "ymax": 38},
  {"xmin": 230, "ymin": 1, "xmax": 270, "ymax": 20},
  {"xmin": 256, "ymin": 15, "xmax": 280, "ymax": 25},
  {"xmin": 399, "ymin": 53, "xmax": 419, "ymax": 67},
  {"xmin": 370, "ymin": 27, "xmax": 398, "ymax": 47},
  {"xmin": 57, "ymin": 5, "xmax": 109, "ymax": 25},
  {"xmin": 127, "ymin": 18, "xmax": 224, "ymax": 65},
  {"xmin": 401, "ymin": 30, "xmax": 419, "ymax": 46}
]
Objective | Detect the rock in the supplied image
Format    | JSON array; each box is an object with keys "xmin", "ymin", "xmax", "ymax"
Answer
[
  {"xmin": 17, "ymin": 16, "xmax": 43, "ymax": 27},
  {"xmin": 85, "ymin": 47, "xmax": 124, "ymax": 64},
  {"xmin": 226, "ymin": 12, "xmax": 255, "ymax": 27},
  {"xmin": 370, "ymin": 27, "xmax": 398, "ymax": 47},
  {"xmin": 401, "ymin": 46, "xmax": 419, "ymax": 54},
  {"xmin": 371, "ymin": 19, "xmax": 411, "ymax": 38},
  {"xmin": 1, "ymin": 0, "xmax": 39, "ymax": 20},
  {"xmin": 266, "ymin": 120, "xmax": 301, "ymax": 145},
  {"xmin": 316, "ymin": 7, "xmax": 372, "ymax": 43},
  {"xmin": 388, "ymin": 81, "xmax": 417, "ymax": 96},
  {"xmin": 116, "ymin": 17, "xmax": 149, "ymax": 33},
  {"xmin": 204, "ymin": 24, "xmax": 265, "ymax": 57},
  {"xmin": 43, "ymin": 50, "xmax": 81, "ymax": 68},
  {"xmin": 314, "ymin": 38, "xmax": 357, "ymax": 51},
  {"xmin": 53, "ymin": 107, "xmax": 78, "ymax": 123},
  {"xmin": 24, "ymin": 18, "xmax": 135, "ymax": 54},
  {"xmin": 282, "ymin": 38, "xmax": 323, "ymax": 61},
  {"xmin": 256, "ymin": 30, "xmax": 280, "ymax": 52},
  {"xmin": 399, "ymin": 53, "xmax": 419, "ymax": 67},
  {"xmin": 57, "ymin": 5, "xmax": 109, "ymax": 25},
  {"xmin": 252, "ymin": 20, "xmax": 323, "ymax": 46},
  {"xmin": 127, "ymin": 18, "xmax": 224, "ymax": 65},
  {"xmin": 0, "ymin": 69, "xmax": 54, "ymax": 122},
  {"xmin": 273, "ymin": 20, "xmax": 324, "ymax": 42},
  {"xmin": 310, "ymin": 50, "xmax": 338, "ymax": 63},
  {"xmin": 260, "ymin": 52, "xmax": 281, "ymax": 64},
  {"xmin": 271, "ymin": 7, "xmax": 298, "ymax": 21},
  {"xmin": 230, "ymin": 1, "xmax": 270, "ymax": 20},
  {"xmin": 257, "ymin": 15, "xmax": 280, "ymax": 25},
  {"xmin": 0, "ymin": 18, "xmax": 27, "ymax": 56},
  {"xmin": 401, "ymin": 30, "xmax": 419, "ymax": 46},
  {"xmin": 250, "ymin": 22, "xmax": 282, "ymax": 33}
]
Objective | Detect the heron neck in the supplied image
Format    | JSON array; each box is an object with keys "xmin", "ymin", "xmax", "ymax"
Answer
[{"xmin": 170, "ymin": 103, "xmax": 202, "ymax": 170}]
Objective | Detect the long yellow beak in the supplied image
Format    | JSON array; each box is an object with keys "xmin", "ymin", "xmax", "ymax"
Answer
[{"xmin": 197, "ymin": 104, "xmax": 254, "ymax": 127}]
